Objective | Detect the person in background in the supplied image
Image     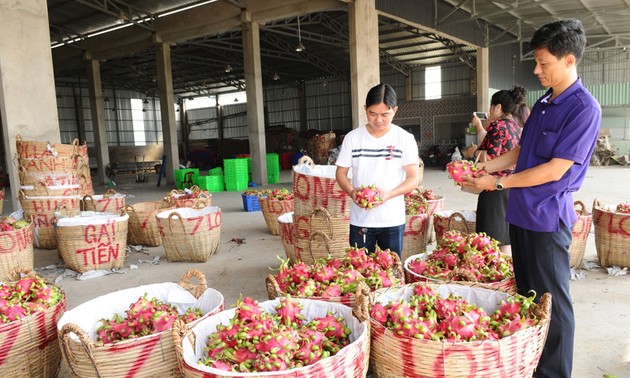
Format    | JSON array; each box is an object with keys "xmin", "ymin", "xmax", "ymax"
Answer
[
  {"xmin": 471, "ymin": 86, "xmax": 529, "ymax": 255},
  {"xmin": 462, "ymin": 19, "xmax": 601, "ymax": 378},
  {"xmin": 335, "ymin": 83, "xmax": 420, "ymax": 258}
]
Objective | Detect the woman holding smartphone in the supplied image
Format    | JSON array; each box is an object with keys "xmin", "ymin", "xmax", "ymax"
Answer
[{"xmin": 471, "ymin": 86, "xmax": 529, "ymax": 254}]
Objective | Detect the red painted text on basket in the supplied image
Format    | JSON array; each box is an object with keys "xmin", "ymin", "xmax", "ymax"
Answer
[
  {"xmin": 187, "ymin": 212, "xmax": 222, "ymax": 235},
  {"xmin": 35, "ymin": 301, "xmax": 66, "ymax": 349},
  {"xmin": 20, "ymin": 158, "xmax": 78, "ymax": 172},
  {"xmin": 84, "ymin": 222, "xmax": 117, "ymax": 244},
  {"xmin": 595, "ymin": 212, "xmax": 630, "ymax": 236},
  {"xmin": 0, "ymin": 322, "xmax": 21, "ymax": 364},
  {"xmin": 294, "ymin": 174, "xmax": 350, "ymax": 214},
  {"xmin": 31, "ymin": 198, "xmax": 80, "ymax": 213},
  {"xmin": 76, "ymin": 244, "xmax": 120, "ymax": 266},
  {"xmin": 403, "ymin": 215, "xmax": 429, "ymax": 237},
  {"xmin": 0, "ymin": 227, "xmax": 32, "ymax": 253},
  {"xmin": 572, "ymin": 217, "xmax": 590, "ymax": 239}
]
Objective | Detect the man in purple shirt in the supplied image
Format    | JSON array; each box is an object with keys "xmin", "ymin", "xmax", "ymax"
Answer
[{"xmin": 463, "ymin": 19, "xmax": 601, "ymax": 378}]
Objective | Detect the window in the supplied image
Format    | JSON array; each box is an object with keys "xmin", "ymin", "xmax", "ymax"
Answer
[
  {"xmin": 186, "ymin": 96, "xmax": 216, "ymax": 110},
  {"xmin": 425, "ymin": 66, "xmax": 441, "ymax": 100},
  {"xmin": 130, "ymin": 98, "xmax": 146, "ymax": 146}
]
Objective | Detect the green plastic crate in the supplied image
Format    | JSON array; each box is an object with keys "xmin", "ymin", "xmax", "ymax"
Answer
[
  {"xmin": 198, "ymin": 175, "xmax": 224, "ymax": 192},
  {"xmin": 225, "ymin": 178, "xmax": 248, "ymax": 191},
  {"xmin": 209, "ymin": 167, "xmax": 223, "ymax": 176},
  {"xmin": 174, "ymin": 168, "xmax": 199, "ymax": 189}
]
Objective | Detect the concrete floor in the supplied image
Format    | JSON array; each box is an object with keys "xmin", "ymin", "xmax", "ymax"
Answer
[{"xmin": 4, "ymin": 165, "xmax": 629, "ymax": 377}]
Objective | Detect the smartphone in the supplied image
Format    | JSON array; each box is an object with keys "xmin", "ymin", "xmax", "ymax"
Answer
[{"xmin": 473, "ymin": 112, "xmax": 488, "ymax": 120}]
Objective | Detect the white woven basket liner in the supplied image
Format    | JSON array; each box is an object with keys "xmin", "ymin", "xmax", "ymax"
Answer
[
  {"xmin": 89, "ymin": 193, "xmax": 126, "ymax": 200},
  {"xmin": 156, "ymin": 205, "xmax": 220, "ymax": 219},
  {"xmin": 57, "ymin": 282, "xmax": 224, "ymax": 341},
  {"xmin": 20, "ymin": 184, "xmax": 79, "ymax": 190},
  {"xmin": 278, "ymin": 211, "xmax": 294, "ymax": 224},
  {"xmin": 293, "ymin": 164, "xmax": 338, "ymax": 179},
  {"xmin": 56, "ymin": 212, "xmax": 128, "ymax": 226},
  {"xmin": 434, "ymin": 209, "xmax": 477, "ymax": 222},
  {"xmin": 374, "ymin": 284, "xmax": 508, "ymax": 314},
  {"xmin": 182, "ymin": 298, "xmax": 368, "ymax": 376},
  {"xmin": 22, "ymin": 194, "xmax": 82, "ymax": 200}
]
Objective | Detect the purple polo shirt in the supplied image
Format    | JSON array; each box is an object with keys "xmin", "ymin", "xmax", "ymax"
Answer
[{"xmin": 506, "ymin": 78, "xmax": 601, "ymax": 232}]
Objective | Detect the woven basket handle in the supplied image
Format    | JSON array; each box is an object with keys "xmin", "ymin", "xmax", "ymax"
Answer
[
  {"xmin": 448, "ymin": 211, "xmax": 470, "ymax": 234},
  {"xmin": 189, "ymin": 185, "xmax": 201, "ymax": 193},
  {"xmin": 265, "ymin": 274, "xmax": 282, "ymax": 300},
  {"xmin": 172, "ymin": 319, "xmax": 195, "ymax": 374},
  {"xmin": 82, "ymin": 195, "xmax": 96, "ymax": 211},
  {"xmin": 6, "ymin": 266, "xmax": 36, "ymax": 280},
  {"xmin": 59, "ymin": 323, "xmax": 102, "ymax": 378},
  {"xmin": 531, "ymin": 292, "xmax": 553, "ymax": 325},
  {"xmin": 448, "ymin": 267, "xmax": 478, "ymax": 282},
  {"xmin": 105, "ymin": 188, "xmax": 118, "ymax": 196},
  {"xmin": 309, "ymin": 207, "xmax": 334, "ymax": 238},
  {"xmin": 297, "ymin": 155, "xmax": 314, "ymax": 167},
  {"xmin": 197, "ymin": 192, "xmax": 211, "ymax": 200},
  {"xmin": 35, "ymin": 181, "xmax": 50, "ymax": 194},
  {"xmin": 56, "ymin": 201, "xmax": 72, "ymax": 218},
  {"xmin": 352, "ymin": 281, "xmax": 371, "ymax": 322},
  {"xmin": 574, "ymin": 200, "xmax": 586, "ymax": 216},
  {"xmin": 390, "ymin": 251, "xmax": 404, "ymax": 282},
  {"xmin": 592, "ymin": 198, "xmax": 602, "ymax": 211},
  {"xmin": 178, "ymin": 268, "xmax": 208, "ymax": 299},
  {"xmin": 16, "ymin": 133, "xmax": 22, "ymax": 142},
  {"xmin": 192, "ymin": 198, "xmax": 209, "ymax": 209},
  {"xmin": 167, "ymin": 211, "xmax": 185, "ymax": 235},
  {"xmin": 308, "ymin": 231, "xmax": 332, "ymax": 261},
  {"xmin": 18, "ymin": 189, "xmax": 27, "ymax": 199}
]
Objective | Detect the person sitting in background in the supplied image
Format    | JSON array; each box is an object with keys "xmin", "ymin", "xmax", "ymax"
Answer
[{"xmin": 471, "ymin": 86, "xmax": 529, "ymax": 256}]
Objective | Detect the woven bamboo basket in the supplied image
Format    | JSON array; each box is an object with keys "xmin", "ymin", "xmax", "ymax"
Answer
[
  {"xmin": 18, "ymin": 165, "xmax": 79, "ymax": 187},
  {"xmin": 425, "ymin": 195, "xmax": 445, "ymax": 244},
  {"xmin": 156, "ymin": 206, "xmax": 222, "ymax": 263},
  {"xmin": 78, "ymin": 169, "xmax": 94, "ymax": 196},
  {"xmin": 433, "ymin": 210, "xmax": 476, "ymax": 244},
  {"xmin": 18, "ymin": 192, "xmax": 81, "ymax": 250},
  {"xmin": 402, "ymin": 213, "xmax": 430, "ymax": 262},
  {"xmin": 266, "ymin": 254, "xmax": 404, "ymax": 308},
  {"xmin": 126, "ymin": 200, "xmax": 172, "ymax": 247},
  {"xmin": 16, "ymin": 134, "xmax": 79, "ymax": 159},
  {"xmin": 569, "ymin": 200, "xmax": 593, "ymax": 269},
  {"xmin": 293, "ymin": 156, "xmax": 351, "ymax": 218},
  {"xmin": 81, "ymin": 189, "xmax": 127, "ymax": 212},
  {"xmin": 593, "ymin": 198, "xmax": 630, "ymax": 268},
  {"xmin": 307, "ymin": 131, "xmax": 337, "ymax": 165},
  {"xmin": 0, "ymin": 267, "xmax": 67, "ymax": 377},
  {"xmin": 18, "ymin": 155, "xmax": 79, "ymax": 177},
  {"xmin": 172, "ymin": 191, "xmax": 213, "ymax": 209},
  {"xmin": 55, "ymin": 211, "xmax": 129, "ymax": 273},
  {"xmin": 172, "ymin": 292, "xmax": 370, "ymax": 378},
  {"xmin": 293, "ymin": 207, "xmax": 350, "ymax": 264},
  {"xmin": 20, "ymin": 182, "xmax": 80, "ymax": 197},
  {"xmin": 403, "ymin": 253, "xmax": 517, "ymax": 294},
  {"xmin": 369, "ymin": 283, "xmax": 552, "ymax": 378},
  {"xmin": 259, "ymin": 195, "xmax": 294, "ymax": 235},
  {"xmin": 278, "ymin": 212, "xmax": 295, "ymax": 261},
  {"xmin": 58, "ymin": 269, "xmax": 225, "ymax": 378},
  {"xmin": 0, "ymin": 221, "xmax": 34, "ymax": 279}
]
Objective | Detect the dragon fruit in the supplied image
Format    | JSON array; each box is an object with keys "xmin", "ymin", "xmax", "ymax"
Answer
[
  {"xmin": 356, "ymin": 184, "xmax": 382, "ymax": 208},
  {"xmin": 0, "ymin": 275, "xmax": 63, "ymax": 323},
  {"xmin": 616, "ymin": 202, "xmax": 630, "ymax": 214},
  {"xmin": 406, "ymin": 231, "xmax": 514, "ymax": 284},
  {"xmin": 371, "ymin": 283, "xmax": 539, "ymax": 342},
  {"xmin": 201, "ymin": 296, "xmax": 352, "ymax": 372},
  {"xmin": 446, "ymin": 160, "xmax": 484, "ymax": 184},
  {"xmin": 272, "ymin": 247, "xmax": 401, "ymax": 300},
  {"xmin": 96, "ymin": 294, "xmax": 206, "ymax": 344}
]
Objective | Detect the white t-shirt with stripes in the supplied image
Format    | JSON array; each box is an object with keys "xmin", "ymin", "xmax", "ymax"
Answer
[{"xmin": 336, "ymin": 124, "xmax": 419, "ymax": 227}]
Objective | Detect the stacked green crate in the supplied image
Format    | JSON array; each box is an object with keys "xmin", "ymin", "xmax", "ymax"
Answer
[
  {"xmin": 197, "ymin": 175, "xmax": 224, "ymax": 192},
  {"xmin": 267, "ymin": 153, "xmax": 280, "ymax": 184},
  {"xmin": 223, "ymin": 158, "xmax": 249, "ymax": 191},
  {"xmin": 209, "ymin": 167, "xmax": 223, "ymax": 176},
  {"xmin": 174, "ymin": 168, "xmax": 199, "ymax": 189}
]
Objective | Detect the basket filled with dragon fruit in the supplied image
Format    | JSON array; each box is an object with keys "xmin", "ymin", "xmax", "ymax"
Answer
[
  {"xmin": 0, "ymin": 214, "xmax": 34, "ymax": 278},
  {"xmin": 167, "ymin": 186, "xmax": 212, "ymax": 208},
  {"xmin": 402, "ymin": 191, "xmax": 431, "ymax": 260},
  {"xmin": 0, "ymin": 268, "xmax": 67, "ymax": 377},
  {"xmin": 258, "ymin": 188, "xmax": 294, "ymax": 235},
  {"xmin": 593, "ymin": 198, "xmax": 630, "ymax": 268},
  {"xmin": 404, "ymin": 230, "xmax": 516, "ymax": 294},
  {"xmin": 266, "ymin": 246, "xmax": 403, "ymax": 307},
  {"xmin": 56, "ymin": 269, "xmax": 224, "ymax": 378},
  {"xmin": 369, "ymin": 283, "xmax": 552, "ymax": 377},
  {"xmin": 173, "ymin": 294, "xmax": 370, "ymax": 377}
]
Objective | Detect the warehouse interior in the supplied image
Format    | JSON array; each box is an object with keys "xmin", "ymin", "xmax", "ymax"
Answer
[{"xmin": 1, "ymin": 0, "xmax": 630, "ymax": 377}]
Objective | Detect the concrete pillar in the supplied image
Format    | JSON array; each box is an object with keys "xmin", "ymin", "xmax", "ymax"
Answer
[
  {"xmin": 476, "ymin": 47, "xmax": 490, "ymax": 112},
  {"xmin": 348, "ymin": 0, "xmax": 380, "ymax": 128},
  {"xmin": 241, "ymin": 11, "xmax": 267, "ymax": 186},
  {"xmin": 0, "ymin": 0, "xmax": 60, "ymax": 211},
  {"xmin": 156, "ymin": 43, "xmax": 179, "ymax": 185},
  {"xmin": 86, "ymin": 58, "xmax": 111, "ymax": 185}
]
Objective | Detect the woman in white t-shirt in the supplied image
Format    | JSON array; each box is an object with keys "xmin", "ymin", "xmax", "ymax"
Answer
[{"xmin": 335, "ymin": 83, "xmax": 420, "ymax": 257}]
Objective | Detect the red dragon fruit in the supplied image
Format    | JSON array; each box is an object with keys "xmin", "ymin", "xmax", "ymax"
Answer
[
  {"xmin": 0, "ymin": 275, "xmax": 63, "ymax": 323},
  {"xmin": 181, "ymin": 307, "xmax": 203, "ymax": 323},
  {"xmin": 446, "ymin": 160, "xmax": 484, "ymax": 184},
  {"xmin": 275, "ymin": 296, "xmax": 306, "ymax": 327},
  {"xmin": 356, "ymin": 184, "xmax": 382, "ymax": 208},
  {"xmin": 616, "ymin": 202, "xmax": 630, "ymax": 214}
]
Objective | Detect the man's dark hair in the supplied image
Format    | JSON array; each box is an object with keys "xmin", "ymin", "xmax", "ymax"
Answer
[
  {"xmin": 529, "ymin": 19, "xmax": 586, "ymax": 63},
  {"xmin": 365, "ymin": 83, "xmax": 397, "ymax": 109}
]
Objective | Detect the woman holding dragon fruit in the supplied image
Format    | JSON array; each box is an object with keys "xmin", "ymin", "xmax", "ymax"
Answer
[
  {"xmin": 335, "ymin": 83, "xmax": 420, "ymax": 259},
  {"xmin": 471, "ymin": 85, "xmax": 529, "ymax": 255},
  {"xmin": 463, "ymin": 19, "xmax": 601, "ymax": 378}
]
